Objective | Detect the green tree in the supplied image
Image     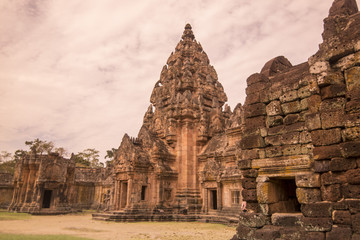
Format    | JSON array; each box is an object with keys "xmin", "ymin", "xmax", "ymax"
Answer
[
  {"xmin": 25, "ymin": 138, "xmax": 54, "ymax": 155},
  {"xmin": 74, "ymin": 148, "xmax": 102, "ymax": 168},
  {"xmin": 105, "ymin": 148, "xmax": 117, "ymax": 168},
  {"xmin": 0, "ymin": 151, "xmax": 16, "ymax": 174},
  {"xmin": 0, "ymin": 151, "xmax": 12, "ymax": 163}
]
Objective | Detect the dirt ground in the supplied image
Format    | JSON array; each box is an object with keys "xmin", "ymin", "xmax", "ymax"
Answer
[{"xmin": 0, "ymin": 213, "xmax": 236, "ymax": 240}]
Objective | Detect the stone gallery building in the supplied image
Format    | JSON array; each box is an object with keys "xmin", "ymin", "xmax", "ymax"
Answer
[{"xmin": 1, "ymin": 0, "xmax": 360, "ymax": 238}]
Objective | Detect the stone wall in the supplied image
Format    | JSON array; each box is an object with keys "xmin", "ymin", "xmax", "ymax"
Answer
[
  {"xmin": 0, "ymin": 172, "xmax": 14, "ymax": 208},
  {"xmin": 233, "ymin": 0, "xmax": 360, "ymax": 239}
]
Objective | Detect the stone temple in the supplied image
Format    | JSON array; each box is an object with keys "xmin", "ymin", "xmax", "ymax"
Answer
[{"xmin": 1, "ymin": 0, "xmax": 360, "ymax": 239}]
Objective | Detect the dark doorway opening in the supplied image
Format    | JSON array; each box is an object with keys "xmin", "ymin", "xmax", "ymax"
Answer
[
  {"xmin": 120, "ymin": 182, "xmax": 128, "ymax": 209},
  {"xmin": 42, "ymin": 190, "xmax": 52, "ymax": 208},
  {"xmin": 210, "ymin": 189, "xmax": 217, "ymax": 210},
  {"xmin": 141, "ymin": 186, "xmax": 147, "ymax": 201},
  {"xmin": 269, "ymin": 178, "xmax": 300, "ymax": 213}
]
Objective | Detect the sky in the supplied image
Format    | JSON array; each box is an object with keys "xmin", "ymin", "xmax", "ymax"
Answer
[{"xmin": 0, "ymin": 0, "xmax": 357, "ymax": 160}]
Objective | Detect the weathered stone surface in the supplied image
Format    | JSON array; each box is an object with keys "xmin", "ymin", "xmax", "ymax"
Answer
[
  {"xmin": 303, "ymin": 217, "xmax": 332, "ymax": 232},
  {"xmin": 283, "ymin": 114, "xmax": 300, "ymax": 125},
  {"xmin": 253, "ymin": 226, "xmax": 280, "ymax": 240},
  {"xmin": 235, "ymin": 224, "xmax": 255, "ymax": 239},
  {"xmin": 313, "ymin": 145, "xmax": 342, "ymax": 160},
  {"xmin": 329, "ymin": 158, "xmax": 356, "ymax": 171},
  {"xmin": 264, "ymin": 135, "xmax": 281, "ymax": 146},
  {"xmin": 314, "ymin": 160, "xmax": 331, "ymax": 172},
  {"xmin": 247, "ymin": 73, "xmax": 269, "ymax": 86},
  {"xmin": 321, "ymin": 184, "xmax": 342, "ymax": 202},
  {"xmin": 281, "ymin": 101, "xmax": 301, "ymax": 114},
  {"xmin": 266, "ymin": 115, "xmax": 283, "ymax": 128},
  {"xmin": 342, "ymin": 184, "xmax": 360, "ymax": 198},
  {"xmin": 341, "ymin": 141, "xmax": 360, "ymax": 157},
  {"xmin": 296, "ymin": 174, "xmax": 321, "ymax": 188},
  {"xmin": 271, "ymin": 213, "xmax": 303, "ymax": 226},
  {"xmin": 332, "ymin": 210, "xmax": 351, "ymax": 225},
  {"xmin": 320, "ymin": 110, "xmax": 345, "ymax": 129},
  {"xmin": 311, "ymin": 128, "xmax": 342, "ymax": 146},
  {"xmin": 305, "ymin": 232, "xmax": 325, "ymax": 240},
  {"xmin": 280, "ymin": 90, "xmax": 299, "ymax": 103},
  {"xmin": 241, "ymin": 134, "xmax": 265, "ymax": 149},
  {"xmin": 329, "ymin": 0, "xmax": 358, "ymax": 16},
  {"xmin": 245, "ymin": 103, "xmax": 266, "ymax": 118},
  {"xmin": 345, "ymin": 66, "xmax": 360, "ymax": 91},
  {"xmin": 296, "ymin": 188, "xmax": 321, "ymax": 204},
  {"xmin": 305, "ymin": 113, "xmax": 322, "ymax": 130},
  {"xmin": 242, "ymin": 178, "xmax": 256, "ymax": 189},
  {"xmin": 320, "ymin": 97, "xmax": 346, "ymax": 111},
  {"xmin": 238, "ymin": 212, "xmax": 266, "ymax": 228},
  {"xmin": 301, "ymin": 202, "xmax": 333, "ymax": 217},
  {"xmin": 352, "ymin": 213, "xmax": 360, "ymax": 233},
  {"xmin": 346, "ymin": 168, "xmax": 360, "ymax": 184},
  {"xmin": 281, "ymin": 132, "xmax": 300, "ymax": 145},
  {"xmin": 343, "ymin": 127, "xmax": 360, "ymax": 141},
  {"xmin": 266, "ymin": 101, "xmax": 283, "ymax": 116},
  {"xmin": 326, "ymin": 225, "xmax": 352, "ymax": 240},
  {"xmin": 321, "ymin": 172, "xmax": 347, "ymax": 185},
  {"xmin": 242, "ymin": 189, "xmax": 257, "ymax": 202},
  {"xmin": 307, "ymin": 94, "xmax": 322, "ymax": 113},
  {"xmin": 260, "ymin": 56, "xmax": 292, "ymax": 77}
]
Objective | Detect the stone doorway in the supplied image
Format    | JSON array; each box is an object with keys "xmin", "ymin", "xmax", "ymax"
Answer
[
  {"xmin": 120, "ymin": 182, "xmax": 128, "ymax": 209},
  {"xmin": 42, "ymin": 190, "xmax": 52, "ymax": 208},
  {"xmin": 209, "ymin": 189, "xmax": 217, "ymax": 210}
]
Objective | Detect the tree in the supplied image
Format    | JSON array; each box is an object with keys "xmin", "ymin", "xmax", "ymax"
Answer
[
  {"xmin": 54, "ymin": 147, "xmax": 68, "ymax": 157},
  {"xmin": 0, "ymin": 151, "xmax": 15, "ymax": 174},
  {"xmin": 0, "ymin": 151, "xmax": 12, "ymax": 163},
  {"xmin": 105, "ymin": 148, "xmax": 117, "ymax": 168},
  {"xmin": 25, "ymin": 138, "xmax": 54, "ymax": 155},
  {"xmin": 74, "ymin": 148, "xmax": 102, "ymax": 168}
]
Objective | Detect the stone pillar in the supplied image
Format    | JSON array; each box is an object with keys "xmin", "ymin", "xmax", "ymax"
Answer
[
  {"xmin": 127, "ymin": 178, "xmax": 132, "ymax": 208},
  {"xmin": 217, "ymin": 182, "xmax": 222, "ymax": 210}
]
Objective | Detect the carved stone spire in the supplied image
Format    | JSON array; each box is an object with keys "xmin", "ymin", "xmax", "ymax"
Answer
[{"xmin": 182, "ymin": 23, "xmax": 195, "ymax": 41}]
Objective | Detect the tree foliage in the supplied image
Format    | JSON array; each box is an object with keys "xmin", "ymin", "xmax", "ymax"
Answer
[{"xmin": 73, "ymin": 148, "xmax": 103, "ymax": 168}]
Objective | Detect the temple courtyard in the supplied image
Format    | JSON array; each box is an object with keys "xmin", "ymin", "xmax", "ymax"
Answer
[{"xmin": 0, "ymin": 211, "xmax": 235, "ymax": 240}]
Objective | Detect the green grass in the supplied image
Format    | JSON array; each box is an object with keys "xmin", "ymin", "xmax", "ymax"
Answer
[
  {"xmin": 0, "ymin": 211, "xmax": 31, "ymax": 221},
  {"xmin": 0, "ymin": 234, "xmax": 93, "ymax": 240}
]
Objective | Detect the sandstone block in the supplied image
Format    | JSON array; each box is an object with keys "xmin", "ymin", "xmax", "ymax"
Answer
[
  {"xmin": 271, "ymin": 213, "xmax": 303, "ymax": 226},
  {"xmin": 301, "ymin": 202, "xmax": 332, "ymax": 217},
  {"xmin": 282, "ymin": 144, "xmax": 302, "ymax": 156},
  {"xmin": 267, "ymin": 125, "xmax": 285, "ymax": 136},
  {"xmin": 303, "ymin": 217, "xmax": 332, "ymax": 232},
  {"xmin": 345, "ymin": 99, "xmax": 360, "ymax": 113},
  {"xmin": 321, "ymin": 172, "xmax": 347, "ymax": 185},
  {"xmin": 266, "ymin": 101, "xmax": 283, "ymax": 116},
  {"xmin": 238, "ymin": 212, "xmax": 266, "ymax": 228},
  {"xmin": 314, "ymin": 160, "xmax": 330, "ymax": 173},
  {"xmin": 343, "ymin": 127, "xmax": 360, "ymax": 141},
  {"xmin": 238, "ymin": 159, "xmax": 252, "ymax": 170},
  {"xmin": 284, "ymin": 122, "xmax": 305, "ymax": 132},
  {"xmin": 345, "ymin": 66, "xmax": 360, "ymax": 91},
  {"xmin": 305, "ymin": 232, "xmax": 325, "ymax": 240},
  {"xmin": 329, "ymin": 158, "xmax": 356, "ymax": 171},
  {"xmin": 332, "ymin": 210, "xmax": 351, "ymax": 225},
  {"xmin": 242, "ymin": 189, "xmax": 257, "ymax": 202},
  {"xmin": 235, "ymin": 224, "xmax": 255, "ymax": 240},
  {"xmin": 281, "ymin": 101, "xmax": 301, "ymax": 114},
  {"xmin": 241, "ymin": 149, "xmax": 259, "ymax": 160},
  {"xmin": 305, "ymin": 113, "xmax": 321, "ymax": 130},
  {"xmin": 352, "ymin": 233, "xmax": 360, "ymax": 240},
  {"xmin": 266, "ymin": 115, "xmax": 283, "ymax": 128},
  {"xmin": 296, "ymin": 188, "xmax": 321, "ymax": 204},
  {"xmin": 300, "ymin": 98, "xmax": 309, "ymax": 111},
  {"xmin": 346, "ymin": 168, "xmax": 360, "ymax": 184},
  {"xmin": 264, "ymin": 135, "xmax": 281, "ymax": 146},
  {"xmin": 326, "ymin": 225, "xmax": 352, "ymax": 240},
  {"xmin": 319, "ymin": 97, "xmax": 346, "ymax": 112},
  {"xmin": 342, "ymin": 184, "xmax": 360, "ymax": 198},
  {"xmin": 244, "ymin": 116, "xmax": 266, "ymax": 131},
  {"xmin": 345, "ymin": 113, "xmax": 360, "ymax": 128},
  {"xmin": 246, "ymin": 81, "xmax": 268, "ymax": 95},
  {"xmin": 241, "ymin": 134, "xmax": 265, "ymax": 149},
  {"xmin": 245, "ymin": 92, "xmax": 260, "ymax": 105},
  {"xmin": 242, "ymin": 177, "xmax": 256, "ymax": 189},
  {"xmin": 265, "ymin": 146, "xmax": 283, "ymax": 158},
  {"xmin": 283, "ymin": 114, "xmax": 300, "ymax": 125},
  {"xmin": 253, "ymin": 226, "xmax": 280, "ymax": 240},
  {"xmin": 246, "ymin": 73, "xmax": 269, "ymax": 86},
  {"xmin": 298, "ymin": 85, "xmax": 312, "ymax": 99},
  {"xmin": 313, "ymin": 145, "xmax": 342, "ymax": 160},
  {"xmin": 299, "ymin": 131, "xmax": 312, "ymax": 144},
  {"xmin": 280, "ymin": 90, "xmax": 298, "ymax": 103},
  {"xmin": 245, "ymin": 103, "xmax": 266, "ymax": 118},
  {"xmin": 320, "ymin": 110, "xmax": 345, "ymax": 129},
  {"xmin": 320, "ymin": 83, "xmax": 346, "ymax": 99},
  {"xmin": 307, "ymin": 94, "xmax": 322, "ymax": 113},
  {"xmin": 281, "ymin": 132, "xmax": 300, "ymax": 145},
  {"xmin": 268, "ymin": 88, "xmax": 282, "ymax": 101},
  {"xmin": 296, "ymin": 174, "xmax": 321, "ymax": 188},
  {"xmin": 341, "ymin": 141, "xmax": 360, "ymax": 157},
  {"xmin": 352, "ymin": 213, "xmax": 360, "ymax": 233},
  {"xmin": 242, "ymin": 169, "xmax": 258, "ymax": 178},
  {"xmin": 346, "ymin": 199, "xmax": 360, "ymax": 214},
  {"xmin": 311, "ymin": 128, "xmax": 342, "ymax": 146},
  {"xmin": 321, "ymin": 184, "xmax": 342, "ymax": 202},
  {"xmin": 310, "ymin": 61, "xmax": 329, "ymax": 74}
]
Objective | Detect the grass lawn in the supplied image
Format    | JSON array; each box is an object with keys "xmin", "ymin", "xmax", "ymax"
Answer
[{"xmin": 0, "ymin": 211, "xmax": 31, "ymax": 221}]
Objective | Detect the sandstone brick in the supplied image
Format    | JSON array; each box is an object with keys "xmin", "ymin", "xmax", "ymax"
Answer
[
  {"xmin": 296, "ymin": 188, "xmax": 321, "ymax": 204},
  {"xmin": 281, "ymin": 101, "xmax": 301, "ymax": 114},
  {"xmin": 305, "ymin": 113, "xmax": 321, "ymax": 130},
  {"xmin": 329, "ymin": 158, "xmax": 356, "ymax": 171},
  {"xmin": 352, "ymin": 213, "xmax": 360, "ymax": 233},
  {"xmin": 266, "ymin": 115, "xmax": 283, "ymax": 128},
  {"xmin": 280, "ymin": 90, "xmax": 299, "ymax": 103},
  {"xmin": 346, "ymin": 99, "xmax": 360, "ymax": 113},
  {"xmin": 305, "ymin": 232, "xmax": 325, "ymax": 240},
  {"xmin": 342, "ymin": 184, "xmax": 360, "ymax": 198},
  {"xmin": 271, "ymin": 213, "xmax": 303, "ymax": 226},
  {"xmin": 300, "ymin": 98, "xmax": 309, "ymax": 111},
  {"xmin": 298, "ymin": 85, "xmax": 312, "ymax": 99},
  {"xmin": 353, "ymin": 233, "xmax": 360, "ymax": 240},
  {"xmin": 238, "ymin": 212, "xmax": 266, "ymax": 228},
  {"xmin": 299, "ymin": 131, "xmax": 312, "ymax": 144},
  {"xmin": 296, "ymin": 174, "xmax": 320, "ymax": 188},
  {"xmin": 242, "ymin": 177, "xmax": 256, "ymax": 189},
  {"xmin": 235, "ymin": 224, "xmax": 255, "ymax": 239},
  {"xmin": 307, "ymin": 94, "xmax": 322, "ymax": 113},
  {"xmin": 281, "ymin": 132, "xmax": 299, "ymax": 145},
  {"xmin": 242, "ymin": 189, "xmax": 257, "ymax": 202},
  {"xmin": 321, "ymin": 172, "xmax": 347, "ymax": 185},
  {"xmin": 244, "ymin": 116, "xmax": 266, "ymax": 131},
  {"xmin": 238, "ymin": 159, "xmax": 252, "ymax": 169},
  {"xmin": 268, "ymin": 125, "xmax": 285, "ymax": 136},
  {"xmin": 283, "ymin": 114, "xmax": 300, "ymax": 125},
  {"xmin": 264, "ymin": 135, "xmax": 281, "ymax": 146},
  {"xmin": 314, "ymin": 160, "xmax": 331, "ymax": 172},
  {"xmin": 241, "ymin": 134, "xmax": 265, "ymax": 149},
  {"xmin": 268, "ymin": 88, "xmax": 282, "ymax": 101},
  {"xmin": 242, "ymin": 169, "xmax": 258, "ymax": 178},
  {"xmin": 246, "ymin": 81, "xmax": 268, "ymax": 95},
  {"xmin": 311, "ymin": 128, "xmax": 342, "ymax": 146},
  {"xmin": 266, "ymin": 100, "xmax": 283, "ymax": 116},
  {"xmin": 245, "ymin": 103, "xmax": 266, "ymax": 118},
  {"xmin": 265, "ymin": 146, "xmax": 283, "ymax": 158},
  {"xmin": 246, "ymin": 73, "xmax": 269, "ymax": 86},
  {"xmin": 321, "ymin": 184, "xmax": 342, "ymax": 202},
  {"xmin": 253, "ymin": 226, "xmax": 280, "ymax": 240},
  {"xmin": 301, "ymin": 143, "xmax": 313, "ymax": 155},
  {"xmin": 310, "ymin": 61, "xmax": 329, "ymax": 74},
  {"xmin": 320, "ymin": 83, "xmax": 346, "ymax": 99},
  {"xmin": 341, "ymin": 141, "xmax": 360, "ymax": 158},
  {"xmin": 326, "ymin": 225, "xmax": 352, "ymax": 240},
  {"xmin": 245, "ymin": 92, "xmax": 260, "ymax": 105},
  {"xmin": 343, "ymin": 127, "xmax": 360, "ymax": 141},
  {"xmin": 346, "ymin": 199, "xmax": 360, "ymax": 214},
  {"xmin": 284, "ymin": 122, "xmax": 305, "ymax": 132},
  {"xmin": 320, "ymin": 110, "xmax": 345, "ymax": 129},
  {"xmin": 345, "ymin": 113, "xmax": 360, "ymax": 128},
  {"xmin": 303, "ymin": 217, "xmax": 332, "ymax": 232},
  {"xmin": 301, "ymin": 202, "xmax": 332, "ymax": 217},
  {"xmin": 279, "ymin": 227, "xmax": 306, "ymax": 239},
  {"xmin": 313, "ymin": 145, "xmax": 342, "ymax": 160},
  {"xmin": 345, "ymin": 66, "xmax": 360, "ymax": 92},
  {"xmin": 282, "ymin": 144, "xmax": 302, "ymax": 156},
  {"xmin": 332, "ymin": 210, "xmax": 351, "ymax": 225},
  {"xmin": 319, "ymin": 97, "xmax": 346, "ymax": 112},
  {"xmin": 241, "ymin": 149, "xmax": 260, "ymax": 160},
  {"xmin": 346, "ymin": 168, "xmax": 360, "ymax": 184}
]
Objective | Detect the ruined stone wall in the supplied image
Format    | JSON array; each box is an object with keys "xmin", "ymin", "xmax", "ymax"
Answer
[
  {"xmin": 0, "ymin": 172, "xmax": 14, "ymax": 208},
  {"xmin": 233, "ymin": 0, "xmax": 360, "ymax": 239}
]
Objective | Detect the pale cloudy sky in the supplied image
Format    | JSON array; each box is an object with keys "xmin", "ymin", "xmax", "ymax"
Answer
[{"xmin": 0, "ymin": 0, "xmax": 356, "ymax": 160}]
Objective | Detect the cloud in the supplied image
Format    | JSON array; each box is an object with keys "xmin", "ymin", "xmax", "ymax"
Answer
[{"xmin": 0, "ymin": 0, "xmax": 355, "ymax": 159}]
